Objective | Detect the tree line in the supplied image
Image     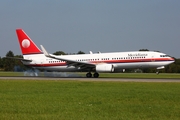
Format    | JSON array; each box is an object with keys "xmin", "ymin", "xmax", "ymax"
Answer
[{"xmin": 0, "ymin": 50, "xmax": 180, "ymax": 73}]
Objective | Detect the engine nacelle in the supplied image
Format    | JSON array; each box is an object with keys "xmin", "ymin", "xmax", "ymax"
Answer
[{"xmin": 96, "ymin": 64, "xmax": 114, "ymax": 73}]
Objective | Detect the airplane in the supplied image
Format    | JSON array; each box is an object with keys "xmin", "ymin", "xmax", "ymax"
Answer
[{"xmin": 16, "ymin": 29, "xmax": 175, "ymax": 78}]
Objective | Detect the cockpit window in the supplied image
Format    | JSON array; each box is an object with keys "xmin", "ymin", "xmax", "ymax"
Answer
[{"xmin": 160, "ymin": 55, "xmax": 170, "ymax": 57}]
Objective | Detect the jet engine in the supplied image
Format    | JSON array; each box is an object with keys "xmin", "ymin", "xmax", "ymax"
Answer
[{"xmin": 96, "ymin": 64, "xmax": 114, "ymax": 72}]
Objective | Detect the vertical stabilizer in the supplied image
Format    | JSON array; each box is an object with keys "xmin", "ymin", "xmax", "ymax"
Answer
[{"xmin": 16, "ymin": 29, "xmax": 42, "ymax": 55}]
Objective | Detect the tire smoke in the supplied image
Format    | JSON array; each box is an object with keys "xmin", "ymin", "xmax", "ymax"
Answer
[{"xmin": 23, "ymin": 69, "xmax": 82, "ymax": 77}]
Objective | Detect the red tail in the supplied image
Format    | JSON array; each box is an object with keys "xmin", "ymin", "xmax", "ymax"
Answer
[{"xmin": 16, "ymin": 29, "xmax": 42, "ymax": 55}]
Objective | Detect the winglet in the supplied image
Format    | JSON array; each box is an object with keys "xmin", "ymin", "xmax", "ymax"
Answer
[
  {"xmin": 89, "ymin": 51, "xmax": 93, "ymax": 54},
  {"xmin": 40, "ymin": 45, "xmax": 50, "ymax": 56}
]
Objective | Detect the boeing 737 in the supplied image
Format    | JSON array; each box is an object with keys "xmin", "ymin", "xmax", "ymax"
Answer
[{"xmin": 16, "ymin": 29, "xmax": 174, "ymax": 78}]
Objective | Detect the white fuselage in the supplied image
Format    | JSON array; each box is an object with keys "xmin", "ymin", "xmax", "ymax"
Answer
[{"xmin": 22, "ymin": 51, "xmax": 174, "ymax": 72}]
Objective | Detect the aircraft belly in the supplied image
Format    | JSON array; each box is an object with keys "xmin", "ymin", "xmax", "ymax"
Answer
[
  {"xmin": 34, "ymin": 66, "xmax": 78, "ymax": 72},
  {"xmin": 148, "ymin": 61, "xmax": 173, "ymax": 67},
  {"xmin": 115, "ymin": 61, "xmax": 173, "ymax": 69},
  {"xmin": 114, "ymin": 62, "xmax": 150, "ymax": 69}
]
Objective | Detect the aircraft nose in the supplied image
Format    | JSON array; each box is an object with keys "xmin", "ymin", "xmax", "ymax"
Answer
[{"xmin": 170, "ymin": 57, "xmax": 175, "ymax": 62}]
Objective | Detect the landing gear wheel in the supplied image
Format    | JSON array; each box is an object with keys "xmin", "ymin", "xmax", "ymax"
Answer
[
  {"xmin": 86, "ymin": 72, "xmax": 92, "ymax": 78},
  {"xmin": 93, "ymin": 72, "xmax": 99, "ymax": 78}
]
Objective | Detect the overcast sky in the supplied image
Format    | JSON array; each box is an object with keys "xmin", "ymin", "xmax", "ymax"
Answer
[{"xmin": 0, "ymin": 0, "xmax": 180, "ymax": 58}]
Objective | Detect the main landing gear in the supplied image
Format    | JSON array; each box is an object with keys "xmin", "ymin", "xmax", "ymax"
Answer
[{"xmin": 86, "ymin": 72, "xmax": 99, "ymax": 78}]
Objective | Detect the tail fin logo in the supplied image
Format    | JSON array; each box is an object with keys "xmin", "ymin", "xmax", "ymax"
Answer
[
  {"xmin": 16, "ymin": 29, "xmax": 42, "ymax": 55},
  {"xmin": 22, "ymin": 39, "xmax": 30, "ymax": 48}
]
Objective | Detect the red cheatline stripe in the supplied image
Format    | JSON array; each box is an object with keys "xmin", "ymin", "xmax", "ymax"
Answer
[{"xmin": 26, "ymin": 58, "xmax": 173, "ymax": 67}]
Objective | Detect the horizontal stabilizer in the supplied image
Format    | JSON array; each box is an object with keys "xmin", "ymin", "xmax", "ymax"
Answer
[{"xmin": 5, "ymin": 57, "xmax": 32, "ymax": 62}]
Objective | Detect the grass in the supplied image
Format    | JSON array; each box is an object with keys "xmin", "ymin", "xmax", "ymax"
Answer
[
  {"xmin": 0, "ymin": 80, "xmax": 179, "ymax": 120},
  {"xmin": 98, "ymin": 73, "xmax": 180, "ymax": 79},
  {"xmin": 0, "ymin": 72, "xmax": 23, "ymax": 76}
]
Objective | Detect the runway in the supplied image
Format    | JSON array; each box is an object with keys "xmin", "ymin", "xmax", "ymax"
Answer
[{"xmin": 0, "ymin": 76, "xmax": 180, "ymax": 82}]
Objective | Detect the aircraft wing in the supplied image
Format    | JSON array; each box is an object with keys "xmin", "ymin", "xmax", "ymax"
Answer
[
  {"xmin": 40, "ymin": 45, "xmax": 95, "ymax": 69},
  {"xmin": 5, "ymin": 57, "xmax": 32, "ymax": 62}
]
